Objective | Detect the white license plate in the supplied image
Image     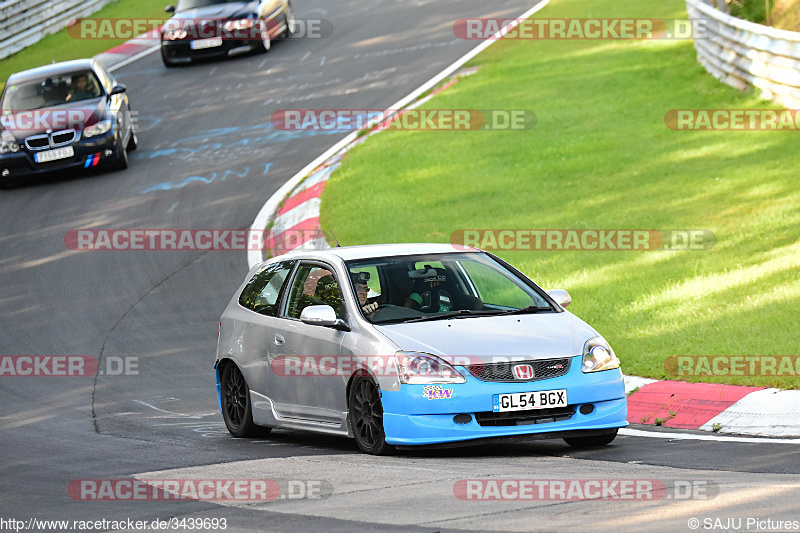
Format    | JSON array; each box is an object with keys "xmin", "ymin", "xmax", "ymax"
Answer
[
  {"xmin": 190, "ymin": 37, "xmax": 223, "ymax": 50},
  {"xmin": 494, "ymin": 389, "xmax": 567, "ymax": 412},
  {"xmin": 34, "ymin": 146, "xmax": 74, "ymax": 163}
]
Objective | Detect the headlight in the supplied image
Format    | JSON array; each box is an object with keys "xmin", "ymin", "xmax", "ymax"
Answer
[
  {"xmin": 581, "ymin": 337, "xmax": 620, "ymax": 373},
  {"xmin": 84, "ymin": 119, "xmax": 112, "ymax": 138},
  {"xmin": 396, "ymin": 351, "xmax": 466, "ymax": 384},
  {"xmin": 163, "ymin": 28, "xmax": 188, "ymax": 40},
  {"xmin": 0, "ymin": 140, "xmax": 20, "ymax": 154},
  {"xmin": 223, "ymin": 19, "xmax": 254, "ymax": 31}
]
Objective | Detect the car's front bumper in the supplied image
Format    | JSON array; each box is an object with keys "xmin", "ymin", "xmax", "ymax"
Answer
[
  {"xmin": 380, "ymin": 355, "xmax": 627, "ymax": 446},
  {"xmin": 161, "ymin": 39, "xmax": 258, "ymax": 63},
  {"xmin": 0, "ymin": 132, "xmax": 119, "ymax": 181}
]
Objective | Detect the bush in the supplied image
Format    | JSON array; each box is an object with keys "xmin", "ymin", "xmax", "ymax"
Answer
[{"xmin": 727, "ymin": 0, "xmax": 775, "ymax": 23}]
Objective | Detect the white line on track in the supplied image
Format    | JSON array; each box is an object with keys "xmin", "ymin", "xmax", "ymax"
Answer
[
  {"xmin": 620, "ymin": 428, "xmax": 800, "ymax": 444},
  {"xmin": 247, "ymin": 0, "xmax": 553, "ymax": 268},
  {"xmin": 107, "ymin": 44, "xmax": 161, "ymax": 73}
]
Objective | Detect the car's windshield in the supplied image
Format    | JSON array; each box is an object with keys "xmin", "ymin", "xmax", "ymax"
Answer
[
  {"xmin": 0, "ymin": 71, "xmax": 102, "ymax": 112},
  {"xmin": 345, "ymin": 252, "xmax": 553, "ymax": 324},
  {"xmin": 177, "ymin": 0, "xmax": 243, "ymax": 9}
]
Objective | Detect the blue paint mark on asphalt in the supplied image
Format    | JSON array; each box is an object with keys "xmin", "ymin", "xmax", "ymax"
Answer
[
  {"xmin": 141, "ymin": 166, "xmax": 261, "ymax": 194},
  {"xmin": 131, "ymin": 124, "xmax": 345, "ymax": 161}
]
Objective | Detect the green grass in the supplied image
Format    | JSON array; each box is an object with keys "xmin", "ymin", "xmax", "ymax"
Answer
[
  {"xmin": 321, "ymin": 0, "xmax": 800, "ymax": 389},
  {"xmin": 1, "ymin": 0, "xmax": 170, "ymax": 92}
]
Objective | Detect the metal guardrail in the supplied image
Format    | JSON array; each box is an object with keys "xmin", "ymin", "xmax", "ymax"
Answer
[
  {"xmin": 0, "ymin": 0, "xmax": 114, "ymax": 61},
  {"xmin": 686, "ymin": 0, "xmax": 800, "ymax": 109}
]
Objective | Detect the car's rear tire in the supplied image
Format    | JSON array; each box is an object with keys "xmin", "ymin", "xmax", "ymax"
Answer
[
  {"xmin": 564, "ymin": 429, "xmax": 618, "ymax": 448},
  {"xmin": 221, "ymin": 363, "xmax": 269, "ymax": 438},
  {"xmin": 348, "ymin": 376, "xmax": 394, "ymax": 455}
]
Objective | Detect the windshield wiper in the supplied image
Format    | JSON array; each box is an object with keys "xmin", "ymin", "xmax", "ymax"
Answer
[
  {"xmin": 403, "ymin": 309, "xmax": 505, "ymax": 323},
  {"xmin": 496, "ymin": 305, "xmax": 553, "ymax": 315}
]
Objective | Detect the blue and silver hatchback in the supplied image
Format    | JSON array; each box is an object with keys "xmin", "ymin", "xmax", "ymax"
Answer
[{"xmin": 216, "ymin": 243, "xmax": 627, "ymax": 454}]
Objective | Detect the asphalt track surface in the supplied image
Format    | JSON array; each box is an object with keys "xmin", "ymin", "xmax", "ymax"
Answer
[{"xmin": 0, "ymin": 1, "xmax": 798, "ymax": 531}]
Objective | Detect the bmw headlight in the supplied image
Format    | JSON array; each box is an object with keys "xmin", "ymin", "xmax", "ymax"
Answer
[
  {"xmin": 84, "ymin": 119, "xmax": 112, "ymax": 138},
  {"xmin": 223, "ymin": 19, "xmax": 254, "ymax": 31},
  {"xmin": 396, "ymin": 351, "xmax": 466, "ymax": 384},
  {"xmin": 164, "ymin": 28, "xmax": 188, "ymax": 40},
  {"xmin": 0, "ymin": 141, "xmax": 20, "ymax": 154},
  {"xmin": 0, "ymin": 131, "xmax": 19, "ymax": 154},
  {"xmin": 581, "ymin": 337, "xmax": 620, "ymax": 373}
]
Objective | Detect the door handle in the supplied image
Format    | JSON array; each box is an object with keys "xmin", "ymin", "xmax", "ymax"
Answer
[{"xmin": 274, "ymin": 334, "xmax": 285, "ymax": 346}]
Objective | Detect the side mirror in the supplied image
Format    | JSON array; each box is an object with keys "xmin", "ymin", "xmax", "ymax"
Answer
[
  {"xmin": 108, "ymin": 84, "xmax": 127, "ymax": 97},
  {"xmin": 300, "ymin": 305, "xmax": 349, "ymax": 330},
  {"xmin": 165, "ymin": 5, "xmax": 176, "ymax": 13},
  {"xmin": 547, "ymin": 289, "xmax": 571, "ymax": 308}
]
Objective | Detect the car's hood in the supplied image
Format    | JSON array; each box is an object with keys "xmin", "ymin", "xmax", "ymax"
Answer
[
  {"xmin": 1, "ymin": 99, "xmax": 104, "ymax": 139},
  {"xmin": 375, "ymin": 311, "xmax": 600, "ymax": 364},
  {"xmin": 173, "ymin": 1, "xmax": 256, "ymax": 21}
]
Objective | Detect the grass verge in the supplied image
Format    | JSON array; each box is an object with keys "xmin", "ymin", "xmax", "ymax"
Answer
[
  {"xmin": 1, "ymin": 0, "xmax": 169, "ymax": 92},
  {"xmin": 320, "ymin": 0, "xmax": 800, "ymax": 388}
]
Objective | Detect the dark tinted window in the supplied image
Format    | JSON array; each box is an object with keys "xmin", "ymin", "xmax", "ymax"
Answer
[{"xmin": 239, "ymin": 261, "xmax": 293, "ymax": 316}]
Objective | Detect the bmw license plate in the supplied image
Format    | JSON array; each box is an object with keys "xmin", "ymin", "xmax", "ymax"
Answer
[
  {"xmin": 190, "ymin": 37, "xmax": 223, "ymax": 50},
  {"xmin": 34, "ymin": 146, "xmax": 74, "ymax": 163},
  {"xmin": 494, "ymin": 389, "xmax": 567, "ymax": 412}
]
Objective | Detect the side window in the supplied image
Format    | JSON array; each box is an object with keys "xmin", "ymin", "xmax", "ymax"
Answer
[
  {"xmin": 286, "ymin": 265, "xmax": 344, "ymax": 319},
  {"xmin": 239, "ymin": 261, "xmax": 293, "ymax": 316}
]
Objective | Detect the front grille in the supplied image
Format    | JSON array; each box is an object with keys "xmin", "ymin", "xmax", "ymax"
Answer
[
  {"xmin": 24, "ymin": 129, "xmax": 78, "ymax": 150},
  {"xmin": 475, "ymin": 406, "xmax": 576, "ymax": 427},
  {"xmin": 51, "ymin": 130, "xmax": 76, "ymax": 146},
  {"xmin": 466, "ymin": 357, "xmax": 571, "ymax": 382},
  {"xmin": 25, "ymin": 135, "xmax": 50, "ymax": 150}
]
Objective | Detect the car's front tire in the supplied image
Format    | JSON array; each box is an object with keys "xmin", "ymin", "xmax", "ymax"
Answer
[
  {"xmin": 256, "ymin": 19, "xmax": 272, "ymax": 53},
  {"xmin": 221, "ymin": 363, "xmax": 269, "ymax": 438},
  {"xmin": 348, "ymin": 376, "xmax": 394, "ymax": 455},
  {"xmin": 127, "ymin": 126, "xmax": 138, "ymax": 151},
  {"xmin": 564, "ymin": 429, "xmax": 618, "ymax": 448},
  {"xmin": 281, "ymin": 2, "xmax": 297, "ymax": 38},
  {"xmin": 113, "ymin": 139, "xmax": 129, "ymax": 171}
]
